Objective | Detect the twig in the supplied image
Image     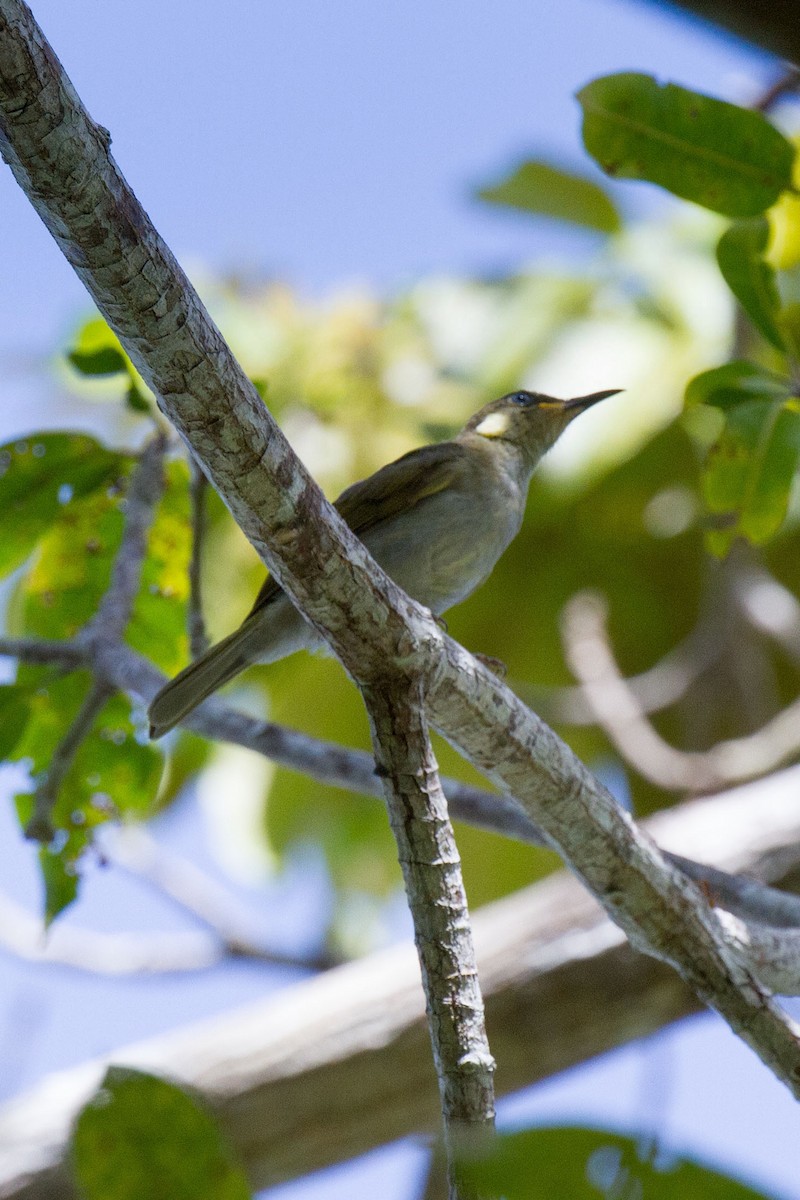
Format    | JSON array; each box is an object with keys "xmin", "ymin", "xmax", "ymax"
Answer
[
  {"xmin": 188, "ymin": 458, "xmax": 210, "ymax": 658},
  {"xmin": 0, "ymin": 637, "xmax": 85, "ymax": 669},
  {"xmin": 753, "ymin": 65, "xmax": 800, "ymax": 113},
  {"xmin": 561, "ymin": 590, "xmax": 800, "ymax": 793},
  {"xmin": 24, "ymin": 681, "xmax": 110, "ymax": 843},
  {"xmin": 365, "ymin": 681, "xmax": 494, "ymax": 1193},
  {"xmin": 83, "ymin": 432, "xmax": 167, "ymax": 648},
  {"xmin": 0, "ymin": 866, "xmax": 330, "ymax": 975}
]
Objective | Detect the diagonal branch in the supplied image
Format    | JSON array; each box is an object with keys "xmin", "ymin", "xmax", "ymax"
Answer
[
  {"xmin": 6, "ymin": 631, "xmax": 800, "ymax": 945},
  {"xmin": 24, "ymin": 680, "xmax": 110, "ymax": 842},
  {"xmin": 2, "ymin": 0, "xmax": 799, "ymax": 1104}
]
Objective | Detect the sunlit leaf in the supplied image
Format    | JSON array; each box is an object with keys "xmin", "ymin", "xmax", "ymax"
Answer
[
  {"xmin": 0, "ymin": 433, "xmax": 128, "ymax": 579},
  {"xmin": 716, "ymin": 219, "xmax": 786, "ymax": 350},
  {"xmin": 66, "ymin": 317, "xmax": 155, "ymax": 414},
  {"xmin": 67, "ymin": 318, "xmax": 129, "ymax": 377},
  {"xmin": 685, "ymin": 362, "xmax": 790, "ymax": 410},
  {"xmin": 477, "ymin": 159, "xmax": 620, "ymax": 232},
  {"xmin": 72, "ymin": 1067, "xmax": 251, "ymax": 1200},
  {"xmin": 22, "ymin": 486, "xmax": 127, "ymax": 639},
  {"xmin": 460, "ymin": 1126, "xmax": 773, "ymax": 1199},
  {"xmin": 128, "ymin": 459, "xmax": 192, "ymax": 675},
  {"xmin": 578, "ymin": 73, "xmax": 796, "ymax": 217}
]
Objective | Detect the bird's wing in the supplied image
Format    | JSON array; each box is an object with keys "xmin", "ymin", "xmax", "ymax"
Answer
[{"xmin": 246, "ymin": 441, "xmax": 466, "ymax": 619}]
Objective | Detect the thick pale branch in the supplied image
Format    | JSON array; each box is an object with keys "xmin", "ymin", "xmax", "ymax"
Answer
[{"xmin": 2, "ymin": 772, "xmax": 800, "ymax": 1199}]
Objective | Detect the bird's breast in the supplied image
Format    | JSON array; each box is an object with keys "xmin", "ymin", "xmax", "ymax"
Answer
[{"xmin": 362, "ymin": 469, "xmax": 524, "ymax": 615}]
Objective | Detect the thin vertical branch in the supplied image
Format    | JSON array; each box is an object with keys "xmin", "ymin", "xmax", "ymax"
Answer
[{"xmin": 365, "ymin": 679, "xmax": 494, "ymax": 1198}]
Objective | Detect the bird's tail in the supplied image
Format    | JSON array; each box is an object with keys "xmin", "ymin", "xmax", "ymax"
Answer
[{"xmin": 148, "ymin": 622, "xmax": 261, "ymax": 738}]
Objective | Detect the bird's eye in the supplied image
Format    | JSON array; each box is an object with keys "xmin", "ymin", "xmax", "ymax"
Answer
[{"xmin": 510, "ymin": 391, "xmax": 534, "ymax": 407}]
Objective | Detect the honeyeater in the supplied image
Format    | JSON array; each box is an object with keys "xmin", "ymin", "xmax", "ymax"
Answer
[{"xmin": 148, "ymin": 387, "xmax": 620, "ymax": 738}]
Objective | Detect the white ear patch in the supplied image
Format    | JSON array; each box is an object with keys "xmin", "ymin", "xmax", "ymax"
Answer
[{"xmin": 475, "ymin": 411, "xmax": 510, "ymax": 438}]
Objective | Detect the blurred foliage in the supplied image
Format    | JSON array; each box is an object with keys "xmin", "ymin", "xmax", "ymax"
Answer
[
  {"xmin": 4, "ymin": 68, "xmax": 800, "ymax": 945},
  {"xmin": 459, "ymin": 1125, "xmax": 774, "ymax": 1199},
  {"xmin": 71, "ymin": 1067, "xmax": 251, "ymax": 1200},
  {"xmin": 477, "ymin": 158, "xmax": 621, "ymax": 232}
]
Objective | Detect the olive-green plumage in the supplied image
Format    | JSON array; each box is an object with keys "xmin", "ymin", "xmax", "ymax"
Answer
[{"xmin": 148, "ymin": 387, "xmax": 619, "ymax": 737}]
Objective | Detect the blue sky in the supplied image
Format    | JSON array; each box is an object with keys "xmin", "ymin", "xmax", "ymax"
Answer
[{"xmin": 0, "ymin": 3, "xmax": 796, "ymax": 1199}]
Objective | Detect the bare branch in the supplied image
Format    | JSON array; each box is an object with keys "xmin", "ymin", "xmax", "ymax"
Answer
[
  {"xmin": 366, "ymin": 682, "xmax": 494, "ymax": 1190},
  {"xmin": 187, "ymin": 458, "xmax": 210, "ymax": 658},
  {"xmin": 0, "ymin": 637, "xmax": 85, "ymax": 669},
  {"xmin": 522, "ymin": 616, "xmax": 723, "ymax": 725},
  {"xmin": 6, "ymin": 628, "xmax": 800, "ymax": 948},
  {"xmin": 83, "ymin": 433, "xmax": 167, "ymax": 649},
  {"xmin": 562, "ymin": 590, "xmax": 800, "ymax": 792},
  {"xmin": 104, "ymin": 825, "xmax": 335, "ymax": 971}
]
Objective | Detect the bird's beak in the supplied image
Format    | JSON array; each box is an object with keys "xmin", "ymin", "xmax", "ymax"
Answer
[{"xmin": 563, "ymin": 388, "xmax": 623, "ymax": 413}]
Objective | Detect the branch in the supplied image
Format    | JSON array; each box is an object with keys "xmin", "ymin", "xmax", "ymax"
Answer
[
  {"xmin": 2, "ymin": 0, "xmax": 799, "ymax": 1102},
  {"xmin": 83, "ymin": 433, "xmax": 167, "ymax": 648},
  {"xmin": 24, "ymin": 681, "xmax": 110, "ymax": 842},
  {"xmin": 187, "ymin": 458, "xmax": 210, "ymax": 658},
  {"xmin": 3, "ymin": 770, "xmax": 800, "ymax": 1199},
  {"xmin": 7, "ymin": 630, "xmax": 800, "ymax": 943},
  {"xmin": 562, "ymin": 590, "xmax": 800, "ymax": 793},
  {"xmin": 522, "ymin": 616, "xmax": 723, "ymax": 725},
  {"xmin": 366, "ymin": 682, "xmax": 495, "ymax": 1188}
]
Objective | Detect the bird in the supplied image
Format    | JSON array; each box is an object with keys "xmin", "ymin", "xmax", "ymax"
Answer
[{"xmin": 148, "ymin": 387, "xmax": 620, "ymax": 738}]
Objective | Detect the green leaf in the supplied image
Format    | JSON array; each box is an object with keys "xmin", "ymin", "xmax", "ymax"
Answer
[
  {"xmin": 67, "ymin": 318, "xmax": 129, "ymax": 377},
  {"xmin": 38, "ymin": 845, "xmax": 79, "ymax": 926},
  {"xmin": 716, "ymin": 219, "xmax": 786, "ymax": 350},
  {"xmin": 72, "ymin": 1068, "xmax": 251, "ymax": 1200},
  {"xmin": 127, "ymin": 459, "xmax": 192, "ymax": 675},
  {"xmin": 68, "ymin": 346, "xmax": 128, "ymax": 377},
  {"xmin": 22, "ymin": 486, "xmax": 127, "ymax": 640},
  {"xmin": 685, "ymin": 361, "xmax": 790, "ymax": 410},
  {"xmin": 460, "ymin": 1126, "xmax": 774, "ymax": 1199},
  {"xmin": 0, "ymin": 684, "xmax": 32, "ymax": 761},
  {"xmin": 477, "ymin": 159, "xmax": 621, "ymax": 233},
  {"xmin": 702, "ymin": 396, "xmax": 800, "ymax": 554},
  {"xmin": 126, "ymin": 382, "xmax": 152, "ymax": 413},
  {"xmin": 0, "ymin": 433, "xmax": 128, "ymax": 580},
  {"xmin": 578, "ymin": 73, "xmax": 796, "ymax": 217}
]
